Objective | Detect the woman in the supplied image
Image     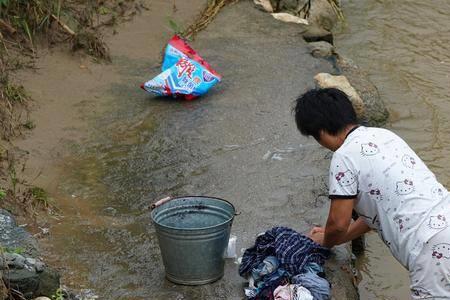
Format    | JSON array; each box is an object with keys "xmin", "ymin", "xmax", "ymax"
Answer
[{"xmin": 293, "ymin": 88, "xmax": 450, "ymax": 299}]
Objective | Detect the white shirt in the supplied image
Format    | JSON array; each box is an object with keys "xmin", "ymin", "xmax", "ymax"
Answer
[{"xmin": 328, "ymin": 126, "xmax": 450, "ymax": 269}]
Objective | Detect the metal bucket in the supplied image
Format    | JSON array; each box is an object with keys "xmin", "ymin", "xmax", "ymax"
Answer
[{"xmin": 151, "ymin": 196, "xmax": 235, "ymax": 285}]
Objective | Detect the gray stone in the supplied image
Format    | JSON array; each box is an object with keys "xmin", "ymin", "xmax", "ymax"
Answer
[
  {"xmin": 303, "ymin": 25, "xmax": 334, "ymax": 44},
  {"xmin": 5, "ymin": 252, "xmax": 26, "ymax": 269},
  {"xmin": 6, "ymin": 268, "xmax": 40, "ymax": 298},
  {"xmin": 35, "ymin": 268, "xmax": 60, "ymax": 297},
  {"xmin": 269, "ymin": 0, "xmax": 308, "ymax": 12},
  {"xmin": 307, "ymin": 41, "xmax": 335, "ymax": 58},
  {"xmin": 35, "ymin": 261, "xmax": 46, "ymax": 273},
  {"xmin": 0, "ymin": 209, "xmax": 39, "ymax": 257},
  {"xmin": 103, "ymin": 207, "xmax": 117, "ymax": 216},
  {"xmin": 0, "ymin": 210, "xmax": 60, "ymax": 298},
  {"xmin": 26, "ymin": 257, "xmax": 37, "ymax": 266},
  {"xmin": 336, "ymin": 56, "xmax": 389, "ymax": 126},
  {"xmin": 3, "ymin": 265, "xmax": 60, "ymax": 298},
  {"xmin": 308, "ymin": 0, "xmax": 339, "ymax": 31}
]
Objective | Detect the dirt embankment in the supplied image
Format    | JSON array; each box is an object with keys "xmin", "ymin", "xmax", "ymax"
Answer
[{"xmin": 0, "ymin": 1, "xmax": 151, "ymax": 298}]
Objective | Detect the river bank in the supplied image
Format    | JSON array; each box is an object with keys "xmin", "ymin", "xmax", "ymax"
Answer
[{"xmin": 2, "ymin": 0, "xmax": 390, "ymax": 298}]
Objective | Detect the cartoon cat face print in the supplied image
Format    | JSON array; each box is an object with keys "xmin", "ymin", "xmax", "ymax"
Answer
[
  {"xmin": 395, "ymin": 179, "xmax": 414, "ymax": 195},
  {"xmin": 367, "ymin": 188, "xmax": 383, "ymax": 201},
  {"xmin": 428, "ymin": 215, "xmax": 448, "ymax": 230},
  {"xmin": 401, "ymin": 154, "xmax": 416, "ymax": 169},
  {"xmin": 361, "ymin": 142, "xmax": 380, "ymax": 156},
  {"xmin": 335, "ymin": 170, "xmax": 357, "ymax": 186},
  {"xmin": 411, "ymin": 287, "xmax": 432, "ymax": 297},
  {"xmin": 431, "ymin": 186, "xmax": 445, "ymax": 199},
  {"xmin": 432, "ymin": 243, "xmax": 450, "ymax": 260},
  {"xmin": 394, "ymin": 216, "xmax": 410, "ymax": 232}
]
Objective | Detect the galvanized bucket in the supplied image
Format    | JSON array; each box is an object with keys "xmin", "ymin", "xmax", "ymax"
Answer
[{"xmin": 151, "ymin": 196, "xmax": 235, "ymax": 285}]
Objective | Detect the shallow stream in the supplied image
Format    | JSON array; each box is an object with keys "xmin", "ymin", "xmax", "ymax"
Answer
[
  {"xmin": 15, "ymin": 0, "xmax": 450, "ymax": 299},
  {"xmin": 336, "ymin": 1, "xmax": 450, "ymax": 298}
]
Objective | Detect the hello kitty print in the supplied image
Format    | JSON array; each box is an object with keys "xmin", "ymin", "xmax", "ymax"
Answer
[
  {"xmin": 428, "ymin": 215, "xmax": 448, "ymax": 230},
  {"xmin": 329, "ymin": 126, "xmax": 450, "ymax": 268},
  {"xmin": 432, "ymin": 243, "xmax": 450, "ymax": 260},
  {"xmin": 367, "ymin": 188, "xmax": 383, "ymax": 201},
  {"xmin": 401, "ymin": 154, "xmax": 416, "ymax": 169},
  {"xmin": 361, "ymin": 142, "xmax": 380, "ymax": 156},
  {"xmin": 394, "ymin": 216, "xmax": 410, "ymax": 232},
  {"xmin": 335, "ymin": 170, "xmax": 357, "ymax": 187},
  {"xmin": 395, "ymin": 179, "xmax": 414, "ymax": 195}
]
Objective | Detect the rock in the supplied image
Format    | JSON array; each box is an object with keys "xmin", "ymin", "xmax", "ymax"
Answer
[
  {"xmin": 34, "ymin": 297, "xmax": 52, "ymax": 300},
  {"xmin": 6, "ymin": 268, "xmax": 40, "ymax": 298},
  {"xmin": 271, "ymin": 12, "xmax": 308, "ymax": 24},
  {"xmin": 307, "ymin": 41, "xmax": 335, "ymax": 58},
  {"xmin": 279, "ymin": 0, "xmax": 302, "ymax": 11},
  {"xmin": 26, "ymin": 257, "xmax": 37, "ymax": 266},
  {"xmin": 0, "ymin": 209, "xmax": 39, "ymax": 257},
  {"xmin": 254, "ymin": 0, "xmax": 274, "ymax": 12},
  {"xmin": 103, "ymin": 206, "xmax": 117, "ymax": 216},
  {"xmin": 336, "ymin": 56, "xmax": 389, "ymax": 126},
  {"xmin": 35, "ymin": 261, "xmax": 46, "ymax": 273},
  {"xmin": 302, "ymin": 25, "xmax": 333, "ymax": 44},
  {"xmin": 0, "ymin": 209, "xmax": 60, "ymax": 298},
  {"xmin": 314, "ymin": 73, "xmax": 365, "ymax": 119},
  {"xmin": 270, "ymin": 0, "xmax": 308, "ymax": 12},
  {"xmin": 4, "ymin": 266, "xmax": 60, "ymax": 298},
  {"xmin": 35, "ymin": 268, "xmax": 60, "ymax": 297},
  {"xmin": 5, "ymin": 252, "xmax": 26, "ymax": 269},
  {"xmin": 308, "ymin": 0, "xmax": 339, "ymax": 31}
]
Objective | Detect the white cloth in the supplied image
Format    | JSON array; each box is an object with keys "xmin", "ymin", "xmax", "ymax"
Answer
[
  {"xmin": 409, "ymin": 225, "xmax": 450, "ymax": 298},
  {"xmin": 273, "ymin": 284, "xmax": 313, "ymax": 300},
  {"xmin": 328, "ymin": 126, "xmax": 450, "ymax": 269}
]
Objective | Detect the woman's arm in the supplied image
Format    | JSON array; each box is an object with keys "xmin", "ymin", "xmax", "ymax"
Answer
[{"xmin": 309, "ymin": 199, "xmax": 371, "ymax": 247}]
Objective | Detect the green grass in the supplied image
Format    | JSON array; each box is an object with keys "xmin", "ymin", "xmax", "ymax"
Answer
[
  {"xmin": 30, "ymin": 186, "xmax": 51, "ymax": 208},
  {"xmin": 23, "ymin": 120, "xmax": 35, "ymax": 130},
  {"xmin": 0, "ymin": 246, "xmax": 25, "ymax": 255}
]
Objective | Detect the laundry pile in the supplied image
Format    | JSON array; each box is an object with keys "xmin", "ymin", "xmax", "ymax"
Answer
[{"xmin": 239, "ymin": 227, "xmax": 331, "ymax": 300}]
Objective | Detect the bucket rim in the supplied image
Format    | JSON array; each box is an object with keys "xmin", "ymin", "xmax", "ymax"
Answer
[{"xmin": 151, "ymin": 195, "xmax": 236, "ymax": 231}]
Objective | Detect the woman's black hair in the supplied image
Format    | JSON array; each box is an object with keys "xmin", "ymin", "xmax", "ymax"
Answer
[{"xmin": 293, "ymin": 88, "xmax": 357, "ymax": 139}]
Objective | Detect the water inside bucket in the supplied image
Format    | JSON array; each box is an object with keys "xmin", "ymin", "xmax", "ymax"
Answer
[
  {"xmin": 158, "ymin": 206, "xmax": 229, "ymax": 229},
  {"xmin": 152, "ymin": 197, "xmax": 235, "ymax": 230}
]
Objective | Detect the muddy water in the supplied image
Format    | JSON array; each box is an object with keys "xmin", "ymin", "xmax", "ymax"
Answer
[
  {"xmin": 336, "ymin": 1, "xmax": 450, "ymax": 299},
  {"xmin": 17, "ymin": 0, "xmax": 351, "ymax": 298}
]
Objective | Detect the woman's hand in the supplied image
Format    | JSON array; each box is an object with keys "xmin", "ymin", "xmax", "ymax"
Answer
[{"xmin": 308, "ymin": 226, "xmax": 325, "ymax": 245}]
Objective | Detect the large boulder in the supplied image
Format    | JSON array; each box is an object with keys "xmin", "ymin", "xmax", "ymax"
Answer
[
  {"xmin": 0, "ymin": 209, "xmax": 39, "ymax": 257},
  {"xmin": 307, "ymin": 41, "xmax": 335, "ymax": 58},
  {"xmin": 336, "ymin": 56, "xmax": 389, "ymax": 126},
  {"xmin": 308, "ymin": 0, "xmax": 339, "ymax": 31},
  {"xmin": 0, "ymin": 210, "xmax": 60, "ymax": 299}
]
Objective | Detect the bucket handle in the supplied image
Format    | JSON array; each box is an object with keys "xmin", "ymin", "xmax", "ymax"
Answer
[{"xmin": 150, "ymin": 196, "xmax": 172, "ymax": 210}]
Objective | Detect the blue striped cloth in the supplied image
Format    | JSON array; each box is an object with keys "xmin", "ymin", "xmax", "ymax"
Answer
[{"xmin": 239, "ymin": 227, "xmax": 330, "ymax": 277}]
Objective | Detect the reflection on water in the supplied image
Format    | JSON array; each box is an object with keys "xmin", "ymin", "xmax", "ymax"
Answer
[{"xmin": 336, "ymin": 0, "xmax": 450, "ymax": 298}]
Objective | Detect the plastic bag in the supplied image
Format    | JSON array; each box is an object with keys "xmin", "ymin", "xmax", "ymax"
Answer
[{"xmin": 141, "ymin": 35, "xmax": 221, "ymax": 100}]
